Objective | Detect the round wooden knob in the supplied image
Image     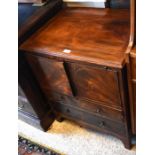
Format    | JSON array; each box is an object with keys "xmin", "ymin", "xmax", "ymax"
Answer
[{"xmin": 96, "ymin": 109, "xmax": 100, "ymax": 113}]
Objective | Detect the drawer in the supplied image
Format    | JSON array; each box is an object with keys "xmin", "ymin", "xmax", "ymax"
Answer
[
  {"xmin": 53, "ymin": 102, "xmax": 127, "ymax": 136},
  {"xmin": 50, "ymin": 93, "xmax": 124, "ymax": 122}
]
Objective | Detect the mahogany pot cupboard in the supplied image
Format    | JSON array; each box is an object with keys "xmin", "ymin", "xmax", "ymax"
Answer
[{"xmin": 18, "ymin": 0, "xmax": 136, "ymax": 149}]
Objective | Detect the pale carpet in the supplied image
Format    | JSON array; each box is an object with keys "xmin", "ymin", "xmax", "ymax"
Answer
[{"xmin": 18, "ymin": 119, "xmax": 136, "ymax": 155}]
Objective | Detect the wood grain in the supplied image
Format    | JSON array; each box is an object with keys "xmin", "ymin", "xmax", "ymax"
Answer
[
  {"xmin": 20, "ymin": 8, "xmax": 130, "ymax": 68},
  {"xmin": 67, "ymin": 63, "xmax": 122, "ymax": 108},
  {"xmin": 26, "ymin": 54, "xmax": 73, "ymax": 98},
  {"xmin": 19, "ymin": 1, "xmax": 134, "ymax": 148}
]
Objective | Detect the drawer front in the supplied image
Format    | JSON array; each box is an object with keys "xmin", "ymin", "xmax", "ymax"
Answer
[
  {"xmin": 53, "ymin": 102, "xmax": 126, "ymax": 136},
  {"xmin": 50, "ymin": 93, "xmax": 124, "ymax": 122},
  {"xmin": 67, "ymin": 63, "xmax": 121, "ymax": 108},
  {"xmin": 26, "ymin": 54, "xmax": 73, "ymax": 98},
  {"xmin": 130, "ymin": 56, "xmax": 136, "ymax": 80}
]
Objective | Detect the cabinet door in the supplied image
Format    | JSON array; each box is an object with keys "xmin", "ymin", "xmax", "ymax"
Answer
[
  {"xmin": 26, "ymin": 54, "xmax": 73, "ymax": 98},
  {"xmin": 67, "ymin": 63, "xmax": 121, "ymax": 108}
]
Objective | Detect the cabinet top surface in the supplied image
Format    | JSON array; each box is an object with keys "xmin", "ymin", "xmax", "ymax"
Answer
[{"xmin": 20, "ymin": 7, "xmax": 130, "ymax": 68}]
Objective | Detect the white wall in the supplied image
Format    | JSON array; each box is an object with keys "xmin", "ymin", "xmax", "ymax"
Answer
[{"xmin": 63, "ymin": 0, "xmax": 106, "ymax": 8}]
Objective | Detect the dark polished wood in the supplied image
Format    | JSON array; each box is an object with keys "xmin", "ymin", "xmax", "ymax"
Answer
[
  {"xmin": 19, "ymin": 0, "xmax": 136, "ymax": 149},
  {"xmin": 67, "ymin": 63, "xmax": 122, "ymax": 108},
  {"xmin": 19, "ymin": 52, "xmax": 55, "ymax": 131},
  {"xmin": 49, "ymin": 93, "xmax": 124, "ymax": 122},
  {"xmin": 23, "ymin": 52, "xmax": 132, "ymax": 148},
  {"xmin": 126, "ymin": 0, "xmax": 136, "ymax": 134},
  {"xmin": 54, "ymin": 102, "xmax": 127, "ymax": 136},
  {"xmin": 20, "ymin": 8, "xmax": 130, "ymax": 68},
  {"xmin": 129, "ymin": 46, "xmax": 136, "ymax": 134},
  {"xmin": 26, "ymin": 54, "xmax": 73, "ymax": 98}
]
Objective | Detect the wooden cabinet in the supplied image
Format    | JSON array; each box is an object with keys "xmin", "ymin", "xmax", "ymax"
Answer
[
  {"xmin": 19, "ymin": 0, "xmax": 136, "ymax": 149},
  {"xmin": 24, "ymin": 52, "xmax": 131, "ymax": 148}
]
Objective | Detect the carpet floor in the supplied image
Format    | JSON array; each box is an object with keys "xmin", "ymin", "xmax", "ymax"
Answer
[{"xmin": 18, "ymin": 119, "xmax": 136, "ymax": 155}]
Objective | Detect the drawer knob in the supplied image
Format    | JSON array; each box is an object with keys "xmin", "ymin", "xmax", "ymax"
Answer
[
  {"xmin": 96, "ymin": 109, "xmax": 100, "ymax": 113},
  {"xmin": 99, "ymin": 121, "xmax": 105, "ymax": 127},
  {"xmin": 66, "ymin": 109, "xmax": 70, "ymax": 113}
]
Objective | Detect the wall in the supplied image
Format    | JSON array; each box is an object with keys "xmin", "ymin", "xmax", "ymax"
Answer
[{"xmin": 63, "ymin": 0, "xmax": 106, "ymax": 8}]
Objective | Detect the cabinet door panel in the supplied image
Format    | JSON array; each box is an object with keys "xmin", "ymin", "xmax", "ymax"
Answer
[
  {"xmin": 26, "ymin": 54, "xmax": 73, "ymax": 98},
  {"xmin": 67, "ymin": 63, "xmax": 121, "ymax": 108}
]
